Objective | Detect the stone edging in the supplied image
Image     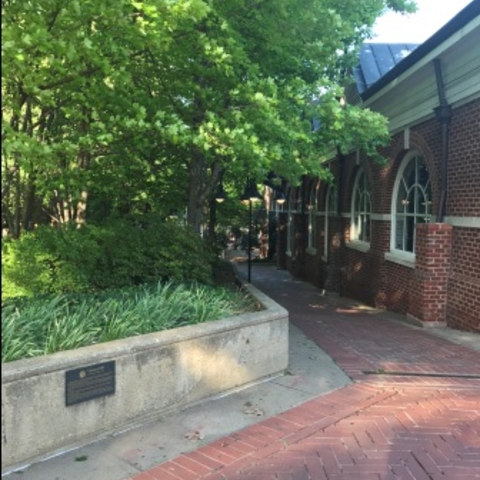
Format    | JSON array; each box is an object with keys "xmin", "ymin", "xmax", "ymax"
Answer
[{"xmin": 1, "ymin": 278, "xmax": 289, "ymax": 473}]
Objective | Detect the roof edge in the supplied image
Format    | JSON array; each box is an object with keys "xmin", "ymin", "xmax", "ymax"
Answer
[{"xmin": 361, "ymin": 0, "xmax": 480, "ymax": 101}]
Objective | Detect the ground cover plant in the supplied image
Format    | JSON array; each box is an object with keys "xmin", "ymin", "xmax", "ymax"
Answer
[{"xmin": 2, "ymin": 281, "xmax": 259, "ymax": 363}]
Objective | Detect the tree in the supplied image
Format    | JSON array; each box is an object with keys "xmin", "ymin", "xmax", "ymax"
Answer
[
  {"xmin": 2, "ymin": 0, "xmax": 416, "ymax": 236},
  {"xmin": 1, "ymin": 0, "xmax": 209, "ymax": 235},
  {"xmin": 144, "ymin": 0, "xmax": 417, "ymax": 231}
]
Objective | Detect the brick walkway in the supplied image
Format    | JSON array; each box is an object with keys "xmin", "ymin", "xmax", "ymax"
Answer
[{"xmin": 129, "ymin": 265, "xmax": 480, "ymax": 480}]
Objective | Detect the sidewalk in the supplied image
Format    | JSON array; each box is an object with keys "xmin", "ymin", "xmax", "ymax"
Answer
[{"xmin": 5, "ymin": 262, "xmax": 480, "ymax": 480}]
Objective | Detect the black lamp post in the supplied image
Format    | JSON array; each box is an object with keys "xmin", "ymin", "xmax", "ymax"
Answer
[
  {"xmin": 214, "ymin": 181, "xmax": 227, "ymax": 203},
  {"xmin": 241, "ymin": 179, "xmax": 262, "ymax": 282}
]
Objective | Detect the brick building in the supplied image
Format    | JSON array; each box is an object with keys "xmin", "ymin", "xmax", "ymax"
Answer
[{"xmin": 275, "ymin": 2, "xmax": 480, "ymax": 332}]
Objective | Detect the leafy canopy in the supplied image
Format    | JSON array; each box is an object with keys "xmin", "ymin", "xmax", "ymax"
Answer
[{"xmin": 2, "ymin": 0, "xmax": 416, "ymax": 234}]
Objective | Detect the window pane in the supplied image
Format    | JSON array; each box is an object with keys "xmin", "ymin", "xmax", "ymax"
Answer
[
  {"xmin": 404, "ymin": 161, "xmax": 416, "ymax": 188},
  {"xmin": 351, "ymin": 170, "xmax": 371, "ymax": 242},
  {"xmin": 327, "ymin": 185, "xmax": 336, "ymax": 214},
  {"xmin": 405, "ymin": 216, "xmax": 415, "ymax": 252},
  {"xmin": 407, "ymin": 188, "xmax": 416, "ymax": 214},
  {"xmin": 364, "ymin": 193, "xmax": 371, "ymax": 214},
  {"xmin": 418, "ymin": 161, "xmax": 429, "ymax": 187},
  {"xmin": 354, "ymin": 190, "xmax": 361, "ymax": 212},
  {"xmin": 416, "ymin": 189, "xmax": 431, "ymax": 220},
  {"xmin": 361, "ymin": 172, "xmax": 367, "ymax": 190},
  {"xmin": 397, "ymin": 181, "xmax": 408, "ymax": 212},
  {"xmin": 395, "ymin": 217, "xmax": 404, "ymax": 250},
  {"xmin": 358, "ymin": 215, "xmax": 364, "ymax": 241},
  {"xmin": 394, "ymin": 155, "xmax": 431, "ymax": 253},
  {"xmin": 425, "ymin": 179, "xmax": 431, "ymax": 197},
  {"xmin": 415, "ymin": 186, "xmax": 422, "ymax": 214},
  {"xmin": 424, "ymin": 181, "xmax": 432, "ymax": 218},
  {"xmin": 364, "ymin": 214, "xmax": 371, "ymax": 242}
]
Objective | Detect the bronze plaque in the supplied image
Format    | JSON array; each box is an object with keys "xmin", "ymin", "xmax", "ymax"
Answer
[{"xmin": 65, "ymin": 361, "xmax": 115, "ymax": 406}]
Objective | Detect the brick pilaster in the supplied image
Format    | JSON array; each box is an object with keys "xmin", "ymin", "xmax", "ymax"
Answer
[{"xmin": 408, "ymin": 223, "xmax": 453, "ymax": 326}]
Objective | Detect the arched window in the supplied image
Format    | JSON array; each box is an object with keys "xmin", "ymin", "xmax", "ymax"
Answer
[
  {"xmin": 351, "ymin": 169, "xmax": 371, "ymax": 243},
  {"xmin": 391, "ymin": 154, "xmax": 431, "ymax": 254},
  {"xmin": 307, "ymin": 181, "xmax": 319, "ymax": 251},
  {"xmin": 324, "ymin": 183, "xmax": 337, "ymax": 260}
]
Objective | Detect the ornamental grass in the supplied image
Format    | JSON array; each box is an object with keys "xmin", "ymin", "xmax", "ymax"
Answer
[{"xmin": 2, "ymin": 282, "xmax": 258, "ymax": 363}]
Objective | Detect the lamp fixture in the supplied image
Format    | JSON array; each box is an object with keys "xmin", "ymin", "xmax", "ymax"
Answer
[
  {"xmin": 275, "ymin": 190, "xmax": 286, "ymax": 205},
  {"xmin": 243, "ymin": 179, "xmax": 262, "ymax": 202}
]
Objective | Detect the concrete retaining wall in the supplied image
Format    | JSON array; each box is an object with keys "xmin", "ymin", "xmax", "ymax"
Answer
[{"xmin": 1, "ymin": 282, "xmax": 288, "ymax": 472}]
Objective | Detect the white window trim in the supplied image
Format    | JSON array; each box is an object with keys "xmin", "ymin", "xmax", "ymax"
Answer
[
  {"xmin": 384, "ymin": 250, "xmax": 415, "ymax": 268},
  {"xmin": 346, "ymin": 240, "xmax": 370, "ymax": 253},
  {"xmin": 444, "ymin": 216, "xmax": 480, "ymax": 228},
  {"xmin": 371, "ymin": 213, "xmax": 391, "ymax": 221},
  {"xmin": 350, "ymin": 168, "xmax": 371, "ymax": 245},
  {"xmin": 389, "ymin": 151, "xmax": 431, "ymax": 258}
]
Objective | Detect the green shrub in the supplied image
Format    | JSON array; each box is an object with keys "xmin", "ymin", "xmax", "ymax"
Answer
[
  {"xmin": 1, "ymin": 216, "xmax": 216, "ymax": 300},
  {"xmin": 2, "ymin": 225, "xmax": 100, "ymax": 297},
  {"xmin": 87, "ymin": 216, "xmax": 215, "ymax": 289}
]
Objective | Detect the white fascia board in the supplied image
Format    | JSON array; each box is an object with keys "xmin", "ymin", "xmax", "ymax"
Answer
[
  {"xmin": 363, "ymin": 18, "xmax": 480, "ymax": 108},
  {"xmin": 444, "ymin": 216, "xmax": 480, "ymax": 228}
]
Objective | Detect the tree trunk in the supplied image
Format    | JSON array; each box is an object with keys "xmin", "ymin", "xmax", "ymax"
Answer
[
  {"xmin": 22, "ymin": 177, "xmax": 36, "ymax": 231},
  {"xmin": 208, "ymin": 197, "xmax": 216, "ymax": 243},
  {"xmin": 13, "ymin": 158, "xmax": 21, "ymax": 238},
  {"xmin": 75, "ymin": 113, "xmax": 90, "ymax": 226},
  {"xmin": 186, "ymin": 154, "xmax": 223, "ymax": 234},
  {"xmin": 187, "ymin": 153, "xmax": 206, "ymax": 234},
  {"xmin": 76, "ymin": 190, "xmax": 88, "ymax": 225}
]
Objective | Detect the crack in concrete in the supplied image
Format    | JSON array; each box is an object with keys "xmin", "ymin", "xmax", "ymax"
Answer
[{"xmin": 363, "ymin": 370, "xmax": 480, "ymax": 379}]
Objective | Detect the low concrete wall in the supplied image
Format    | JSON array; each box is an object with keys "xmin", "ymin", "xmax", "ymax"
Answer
[{"xmin": 1, "ymin": 282, "xmax": 288, "ymax": 472}]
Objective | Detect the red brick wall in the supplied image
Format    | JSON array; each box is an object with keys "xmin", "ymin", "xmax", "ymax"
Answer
[
  {"xmin": 447, "ymin": 99, "xmax": 480, "ymax": 216},
  {"xmin": 383, "ymin": 262, "xmax": 412, "ymax": 313},
  {"xmin": 343, "ymin": 248, "xmax": 376, "ymax": 305},
  {"xmin": 447, "ymin": 227, "xmax": 480, "ymax": 332},
  {"xmin": 444, "ymin": 100, "xmax": 480, "ymax": 331},
  {"xmin": 408, "ymin": 223, "xmax": 453, "ymax": 324},
  {"xmin": 302, "ymin": 252, "xmax": 324, "ymax": 288},
  {"xmin": 276, "ymin": 99, "xmax": 479, "ymax": 332}
]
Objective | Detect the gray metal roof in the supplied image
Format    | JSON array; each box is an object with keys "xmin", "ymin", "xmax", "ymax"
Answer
[
  {"xmin": 358, "ymin": 1, "xmax": 480, "ymax": 100},
  {"xmin": 353, "ymin": 43, "xmax": 419, "ymax": 94}
]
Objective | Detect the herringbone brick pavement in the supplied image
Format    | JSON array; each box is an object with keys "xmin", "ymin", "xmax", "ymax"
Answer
[{"xmin": 128, "ymin": 265, "xmax": 480, "ymax": 480}]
